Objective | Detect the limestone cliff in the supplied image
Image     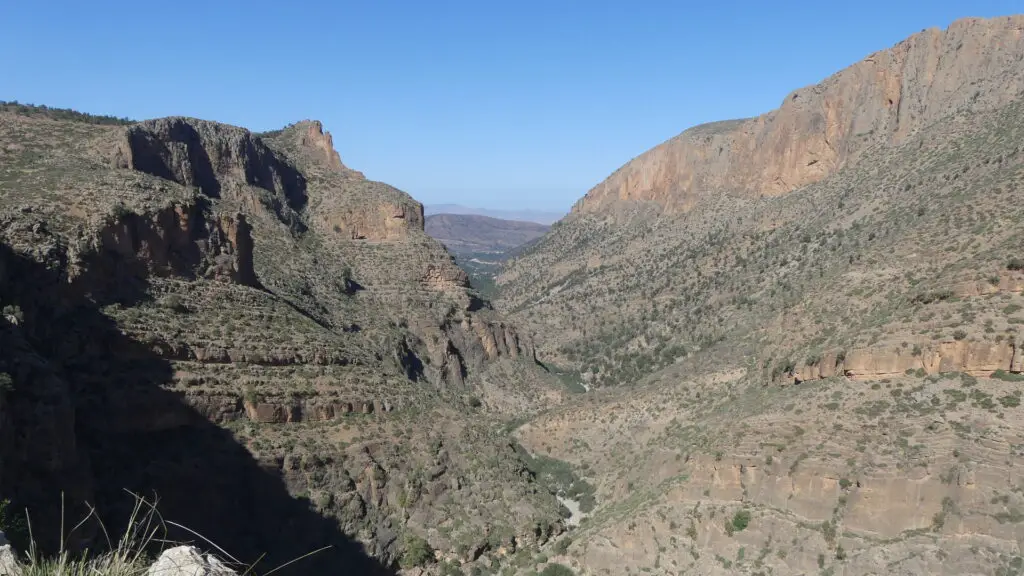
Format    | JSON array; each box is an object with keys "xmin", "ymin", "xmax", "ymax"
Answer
[
  {"xmin": 575, "ymin": 16, "xmax": 1024, "ymax": 216},
  {"xmin": 789, "ymin": 340, "xmax": 1024, "ymax": 383},
  {"xmin": 93, "ymin": 205, "xmax": 256, "ymax": 286},
  {"xmin": 115, "ymin": 117, "xmax": 308, "ymax": 212},
  {"xmin": 0, "ymin": 105, "xmax": 561, "ymax": 571}
]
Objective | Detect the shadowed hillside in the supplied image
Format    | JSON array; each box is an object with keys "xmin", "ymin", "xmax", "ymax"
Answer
[{"xmin": 0, "ymin": 102, "xmax": 568, "ymax": 574}]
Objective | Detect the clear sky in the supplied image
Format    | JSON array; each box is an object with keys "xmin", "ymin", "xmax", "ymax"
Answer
[{"xmin": 2, "ymin": 1, "xmax": 1021, "ymax": 211}]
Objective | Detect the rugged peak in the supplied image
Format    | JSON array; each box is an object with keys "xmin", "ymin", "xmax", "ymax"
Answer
[
  {"xmin": 262, "ymin": 120, "xmax": 358, "ymax": 176},
  {"xmin": 575, "ymin": 14, "xmax": 1024, "ymax": 216},
  {"xmin": 293, "ymin": 119, "xmax": 345, "ymax": 170}
]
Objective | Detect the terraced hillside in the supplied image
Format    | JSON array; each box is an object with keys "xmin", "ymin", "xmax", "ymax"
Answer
[
  {"xmin": 0, "ymin": 104, "xmax": 568, "ymax": 574},
  {"xmin": 497, "ymin": 15, "xmax": 1024, "ymax": 576}
]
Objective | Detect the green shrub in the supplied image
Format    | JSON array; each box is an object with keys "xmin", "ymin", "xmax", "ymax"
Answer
[
  {"xmin": 540, "ymin": 563, "xmax": 575, "ymax": 576},
  {"xmin": 0, "ymin": 498, "xmax": 27, "ymax": 545},
  {"xmin": 110, "ymin": 203, "xmax": 133, "ymax": 221},
  {"xmin": 953, "ymin": 329, "xmax": 968, "ymax": 341},
  {"xmin": 912, "ymin": 290, "xmax": 954, "ymax": 305},
  {"xmin": 1, "ymin": 305, "xmax": 23, "ymax": 324},
  {"xmin": 991, "ymin": 370, "xmax": 1024, "ymax": 382},
  {"xmin": 441, "ymin": 561, "xmax": 466, "ymax": 576},
  {"xmin": 821, "ymin": 520, "xmax": 837, "ymax": 545},
  {"xmin": 157, "ymin": 294, "xmax": 187, "ymax": 313},
  {"xmin": 401, "ymin": 534, "xmax": 435, "ymax": 568},
  {"xmin": 1008, "ymin": 258, "xmax": 1024, "ymax": 271},
  {"xmin": 839, "ymin": 478, "xmax": 852, "ymax": 490},
  {"xmin": 999, "ymin": 393, "xmax": 1021, "ymax": 408},
  {"xmin": 552, "ymin": 537, "xmax": 571, "ymax": 555},
  {"xmin": 726, "ymin": 509, "xmax": 751, "ymax": 535},
  {"xmin": 0, "ymin": 101, "xmax": 134, "ymax": 125}
]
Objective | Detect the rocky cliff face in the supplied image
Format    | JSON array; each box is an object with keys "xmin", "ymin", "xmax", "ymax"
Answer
[
  {"xmin": 295, "ymin": 120, "xmax": 345, "ymax": 171},
  {"xmin": 93, "ymin": 204, "xmax": 256, "ymax": 286},
  {"xmin": 575, "ymin": 16, "xmax": 1024, "ymax": 216},
  {"xmin": 115, "ymin": 118, "xmax": 308, "ymax": 211},
  {"xmin": 789, "ymin": 340, "xmax": 1024, "ymax": 383},
  {"xmin": 321, "ymin": 197, "xmax": 425, "ymax": 241},
  {"xmin": 0, "ymin": 105, "xmax": 562, "ymax": 572}
]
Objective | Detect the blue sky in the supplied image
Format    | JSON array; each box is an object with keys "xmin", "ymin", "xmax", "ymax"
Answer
[{"xmin": 2, "ymin": 1, "xmax": 1021, "ymax": 211}]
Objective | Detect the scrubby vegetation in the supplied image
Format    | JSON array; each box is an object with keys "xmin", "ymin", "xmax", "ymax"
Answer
[
  {"xmin": 401, "ymin": 534, "xmax": 435, "ymax": 568},
  {"xmin": 0, "ymin": 101, "xmax": 133, "ymax": 125}
]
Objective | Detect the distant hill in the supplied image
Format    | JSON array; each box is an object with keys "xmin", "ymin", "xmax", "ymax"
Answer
[
  {"xmin": 426, "ymin": 213, "xmax": 549, "ymax": 255},
  {"xmin": 424, "ymin": 203, "xmax": 564, "ymax": 225},
  {"xmin": 426, "ymin": 213, "xmax": 549, "ymax": 298}
]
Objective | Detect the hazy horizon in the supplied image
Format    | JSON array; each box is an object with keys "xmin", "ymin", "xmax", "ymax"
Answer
[{"xmin": 424, "ymin": 203, "xmax": 565, "ymax": 224}]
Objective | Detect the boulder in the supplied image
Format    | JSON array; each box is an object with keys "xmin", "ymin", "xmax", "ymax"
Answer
[
  {"xmin": 0, "ymin": 544, "xmax": 19, "ymax": 576},
  {"xmin": 147, "ymin": 546, "xmax": 236, "ymax": 576}
]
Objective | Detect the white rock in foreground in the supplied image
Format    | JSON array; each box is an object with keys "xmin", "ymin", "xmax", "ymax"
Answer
[
  {"xmin": 147, "ymin": 546, "xmax": 236, "ymax": 576},
  {"xmin": 0, "ymin": 544, "xmax": 20, "ymax": 576}
]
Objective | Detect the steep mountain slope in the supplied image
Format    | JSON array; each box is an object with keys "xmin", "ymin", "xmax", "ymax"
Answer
[
  {"xmin": 426, "ymin": 214, "xmax": 549, "ymax": 255},
  {"xmin": 0, "ymin": 104, "xmax": 567, "ymax": 573},
  {"xmin": 498, "ymin": 15, "xmax": 1024, "ymax": 576},
  {"xmin": 501, "ymin": 15, "xmax": 1024, "ymax": 386}
]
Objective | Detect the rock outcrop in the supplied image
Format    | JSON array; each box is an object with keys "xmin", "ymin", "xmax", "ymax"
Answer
[
  {"xmin": 790, "ymin": 340, "xmax": 1024, "ymax": 383},
  {"xmin": 115, "ymin": 118, "xmax": 307, "ymax": 211},
  {"xmin": 147, "ymin": 546, "xmax": 236, "ymax": 576},
  {"xmin": 575, "ymin": 16, "xmax": 1024, "ymax": 216},
  {"xmin": 91, "ymin": 204, "xmax": 256, "ymax": 287},
  {"xmin": 294, "ymin": 120, "xmax": 344, "ymax": 171},
  {"xmin": 0, "ymin": 543, "xmax": 18, "ymax": 576},
  {"xmin": 320, "ymin": 198, "xmax": 425, "ymax": 241}
]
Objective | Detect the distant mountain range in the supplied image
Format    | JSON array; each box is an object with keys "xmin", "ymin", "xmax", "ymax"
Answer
[
  {"xmin": 423, "ymin": 203, "xmax": 564, "ymax": 225},
  {"xmin": 425, "ymin": 213, "xmax": 550, "ymax": 298},
  {"xmin": 425, "ymin": 214, "xmax": 549, "ymax": 255}
]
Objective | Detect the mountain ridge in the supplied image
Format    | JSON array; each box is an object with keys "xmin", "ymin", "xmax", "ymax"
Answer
[
  {"xmin": 424, "ymin": 204, "xmax": 565, "ymax": 225},
  {"xmin": 571, "ymin": 15, "xmax": 1024, "ymax": 218},
  {"xmin": 425, "ymin": 213, "xmax": 549, "ymax": 254}
]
